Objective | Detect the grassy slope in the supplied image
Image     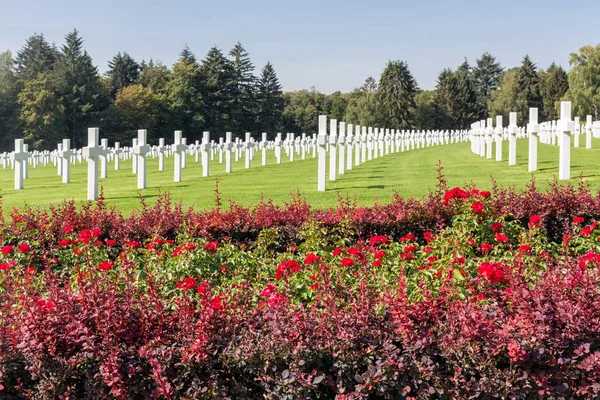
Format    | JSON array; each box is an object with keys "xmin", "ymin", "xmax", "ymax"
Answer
[{"xmin": 1, "ymin": 138, "xmax": 600, "ymax": 213}]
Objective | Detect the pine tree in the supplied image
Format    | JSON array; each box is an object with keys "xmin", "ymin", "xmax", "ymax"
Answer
[
  {"xmin": 256, "ymin": 62, "xmax": 283, "ymax": 137},
  {"xmin": 139, "ymin": 59, "xmax": 171, "ymax": 93},
  {"xmin": 539, "ymin": 62, "xmax": 569, "ymax": 121},
  {"xmin": 200, "ymin": 46, "xmax": 235, "ymax": 134},
  {"xmin": 53, "ymin": 29, "xmax": 104, "ymax": 147},
  {"xmin": 473, "ymin": 52, "xmax": 504, "ymax": 118},
  {"xmin": 165, "ymin": 58, "xmax": 204, "ymax": 139},
  {"xmin": 378, "ymin": 60, "xmax": 418, "ymax": 128},
  {"xmin": 0, "ymin": 50, "xmax": 20, "ymax": 150},
  {"xmin": 515, "ymin": 55, "xmax": 543, "ymax": 123},
  {"xmin": 433, "ymin": 66, "xmax": 478, "ymax": 129},
  {"xmin": 15, "ymin": 33, "xmax": 58, "ymax": 80},
  {"xmin": 179, "ymin": 45, "xmax": 196, "ymax": 64},
  {"xmin": 106, "ymin": 52, "xmax": 140, "ymax": 97},
  {"xmin": 229, "ymin": 42, "xmax": 257, "ymax": 133}
]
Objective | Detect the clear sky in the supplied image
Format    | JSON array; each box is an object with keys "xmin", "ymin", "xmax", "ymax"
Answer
[{"xmin": 1, "ymin": 0, "xmax": 599, "ymax": 93}]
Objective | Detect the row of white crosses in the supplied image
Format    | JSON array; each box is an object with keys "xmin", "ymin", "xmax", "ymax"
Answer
[
  {"xmin": 9, "ymin": 121, "xmax": 470, "ymax": 198},
  {"xmin": 470, "ymin": 101, "xmax": 599, "ymax": 180},
  {"xmin": 317, "ymin": 115, "xmax": 469, "ymax": 191}
]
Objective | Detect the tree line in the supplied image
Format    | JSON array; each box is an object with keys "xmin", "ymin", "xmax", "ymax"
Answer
[{"xmin": 0, "ymin": 30, "xmax": 599, "ymax": 151}]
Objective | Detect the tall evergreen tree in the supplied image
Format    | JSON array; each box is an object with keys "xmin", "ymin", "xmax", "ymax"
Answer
[
  {"xmin": 15, "ymin": 33, "xmax": 58, "ymax": 80},
  {"xmin": 0, "ymin": 50, "xmax": 20, "ymax": 149},
  {"xmin": 200, "ymin": 46, "xmax": 235, "ymax": 134},
  {"xmin": 539, "ymin": 63, "xmax": 569, "ymax": 121},
  {"xmin": 473, "ymin": 52, "xmax": 504, "ymax": 118},
  {"xmin": 255, "ymin": 62, "xmax": 283, "ymax": 137},
  {"xmin": 53, "ymin": 29, "xmax": 104, "ymax": 147},
  {"xmin": 433, "ymin": 66, "xmax": 478, "ymax": 129},
  {"xmin": 165, "ymin": 57, "xmax": 204, "ymax": 139},
  {"xmin": 377, "ymin": 60, "xmax": 418, "ymax": 128},
  {"xmin": 18, "ymin": 73, "xmax": 65, "ymax": 149},
  {"xmin": 488, "ymin": 68, "xmax": 519, "ymax": 120},
  {"xmin": 179, "ymin": 45, "xmax": 196, "ymax": 64},
  {"xmin": 106, "ymin": 52, "xmax": 140, "ymax": 97},
  {"xmin": 515, "ymin": 55, "xmax": 543, "ymax": 123},
  {"xmin": 229, "ymin": 42, "xmax": 256, "ymax": 133},
  {"xmin": 344, "ymin": 77, "xmax": 383, "ymax": 127}
]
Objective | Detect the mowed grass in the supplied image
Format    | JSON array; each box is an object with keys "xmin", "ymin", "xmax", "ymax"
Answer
[{"xmin": 1, "ymin": 138, "xmax": 600, "ymax": 213}]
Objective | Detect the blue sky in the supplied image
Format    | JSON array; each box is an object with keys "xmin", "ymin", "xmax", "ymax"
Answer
[{"xmin": 1, "ymin": 0, "xmax": 599, "ymax": 93}]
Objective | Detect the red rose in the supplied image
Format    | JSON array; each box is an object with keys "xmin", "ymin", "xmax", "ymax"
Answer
[
  {"xmin": 573, "ymin": 216, "xmax": 585, "ymax": 224},
  {"xmin": 495, "ymin": 233, "xmax": 509, "ymax": 243},
  {"xmin": 98, "ymin": 261, "xmax": 114, "ymax": 271},
  {"xmin": 471, "ymin": 202, "xmax": 484, "ymax": 213},
  {"xmin": 529, "ymin": 215, "xmax": 541, "ymax": 228},
  {"xmin": 1, "ymin": 245, "xmax": 14, "ymax": 256},
  {"xmin": 491, "ymin": 222, "xmax": 503, "ymax": 231},
  {"xmin": 341, "ymin": 257, "xmax": 354, "ymax": 267},
  {"xmin": 18, "ymin": 243, "xmax": 31, "ymax": 254}
]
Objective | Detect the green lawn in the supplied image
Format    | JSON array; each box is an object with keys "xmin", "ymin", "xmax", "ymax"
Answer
[{"xmin": 2, "ymin": 138, "xmax": 600, "ymax": 213}]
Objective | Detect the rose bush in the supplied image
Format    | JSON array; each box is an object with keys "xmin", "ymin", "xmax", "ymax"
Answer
[{"xmin": 2, "ymin": 180, "xmax": 600, "ymax": 398}]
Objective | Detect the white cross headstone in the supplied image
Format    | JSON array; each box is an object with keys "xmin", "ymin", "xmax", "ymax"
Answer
[
  {"xmin": 82, "ymin": 128, "xmax": 104, "ymax": 200},
  {"xmin": 559, "ymin": 101, "xmax": 573, "ymax": 180},
  {"xmin": 361, "ymin": 126, "xmax": 367, "ymax": 163},
  {"xmin": 318, "ymin": 115, "xmax": 327, "ymax": 191},
  {"xmin": 173, "ymin": 131, "xmax": 186, "ymax": 182},
  {"xmin": 354, "ymin": 125, "xmax": 361, "ymax": 167},
  {"xmin": 113, "ymin": 142, "xmax": 122, "ymax": 170},
  {"xmin": 57, "ymin": 143, "xmax": 63, "ymax": 176},
  {"xmin": 157, "ymin": 139, "xmax": 165, "ymax": 171},
  {"xmin": 486, "ymin": 118, "xmax": 493, "ymax": 159},
  {"xmin": 133, "ymin": 129, "xmax": 151, "ymax": 189},
  {"xmin": 132, "ymin": 138, "xmax": 138, "ymax": 174},
  {"xmin": 574, "ymin": 117, "xmax": 580, "ymax": 148},
  {"xmin": 261, "ymin": 132, "xmax": 267, "ymax": 166},
  {"xmin": 346, "ymin": 123, "xmax": 353, "ymax": 171},
  {"xmin": 181, "ymin": 138, "xmax": 188, "ymax": 168},
  {"xmin": 244, "ymin": 132, "xmax": 252, "ymax": 169},
  {"xmin": 225, "ymin": 132, "xmax": 233, "ymax": 173},
  {"xmin": 495, "ymin": 116, "xmax": 503, "ymax": 161},
  {"xmin": 11, "ymin": 139, "xmax": 28, "ymax": 190},
  {"xmin": 508, "ymin": 112, "xmax": 517, "ymax": 166},
  {"xmin": 59, "ymin": 139, "xmax": 73, "ymax": 183},
  {"xmin": 202, "ymin": 131, "xmax": 210, "ymax": 177},
  {"xmin": 338, "ymin": 121, "xmax": 346, "ymax": 175},
  {"xmin": 100, "ymin": 138, "xmax": 109, "ymax": 179},
  {"xmin": 527, "ymin": 108, "xmax": 539, "ymax": 172},
  {"xmin": 586, "ymin": 115, "xmax": 593, "ymax": 149},
  {"xmin": 275, "ymin": 133, "xmax": 282, "ymax": 164},
  {"xmin": 329, "ymin": 120, "xmax": 337, "ymax": 181}
]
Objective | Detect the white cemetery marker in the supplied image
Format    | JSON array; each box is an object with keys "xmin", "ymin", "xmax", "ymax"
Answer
[
  {"xmin": 339, "ymin": 121, "xmax": 346, "ymax": 175},
  {"xmin": 361, "ymin": 126, "xmax": 367, "ymax": 163},
  {"xmin": 202, "ymin": 132, "xmax": 210, "ymax": 177},
  {"xmin": 225, "ymin": 132, "xmax": 233, "ymax": 173},
  {"xmin": 23, "ymin": 144, "xmax": 29, "ymax": 179},
  {"xmin": 289, "ymin": 133, "xmax": 295, "ymax": 162},
  {"xmin": 574, "ymin": 117, "xmax": 580, "ymax": 148},
  {"xmin": 114, "ymin": 142, "xmax": 122, "ymax": 170},
  {"xmin": 367, "ymin": 127, "xmax": 373, "ymax": 161},
  {"xmin": 82, "ymin": 128, "xmax": 104, "ymax": 201},
  {"xmin": 354, "ymin": 125, "xmax": 361, "ymax": 167},
  {"xmin": 11, "ymin": 139, "xmax": 28, "ymax": 190},
  {"xmin": 329, "ymin": 119, "xmax": 338, "ymax": 181},
  {"xmin": 132, "ymin": 138, "xmax": 138, "ymax": 174},
  {"xmin": 275, "ymin": 133, "xmax": 283, "ymax": 164},
  {"xmin": 586, "ymin": 115, "xmax": 593, "ymax": 149},
  {"xmin": 173, "ymin": 131, "xmax": 186, "ymax": 182},
  {"xmin": 59, "ymin": 139, "xmax": 73, "ymax": 183},
  {"xmin": 527, "ymin": 108, "xmax": 539, "ymax": 172},
  {"xmin": 301, "ymin": 133, "xmax": 307, "ymax": 160},
  {"xmin": 346, "ymin": 123, "xmax": 354, "ymax": 171},
  {"xmin": 182, "ymin": 138, "xmax": 188, "ymax": 168},
  {"xmin": 133, "ymin": 130, "xmax": 151, "ymax": 189},
  {"xmin": 495, "ymin": 116, "xmax": 503, "ymax": 161},
  {"xmin": 100, "ymin": 138, "xmax": 109, "ymax": 179},
  {"xmin": 218, "ymin": 137, "xmax": 224, "ymax": 164},
  {"xmin": 194, "ymin": 140, "xmax": 201, "ymax": 163},
  {"xmin": 558, "ymin": 101, "xmax": 573, "ymax": 180},
  {"xmin": 486, "ymin": 118, "xmax": 493, "ymax": 159},
  {"xmin": 157, "ymin": 139, "xmax": 165, "ymax": 171},
  {"xmin": 508, "ymin": 112, "xmax": 518, "ymax": 166},
  {"xmin": 57, "ymin": 143, "xmax": 63, "ymax": 176},
  {"xmin": 317, "ymin": 115, "xmax": 327, "ymax": 192},
  {"xmin": 261, "ymin": 133, "xmax": 267, "ymax": 166}
]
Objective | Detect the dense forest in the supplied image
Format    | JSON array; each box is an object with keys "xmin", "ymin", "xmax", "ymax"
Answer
[{"xmin": 0, "ymin": 30, "xmax": 598, "ymax": 151}]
